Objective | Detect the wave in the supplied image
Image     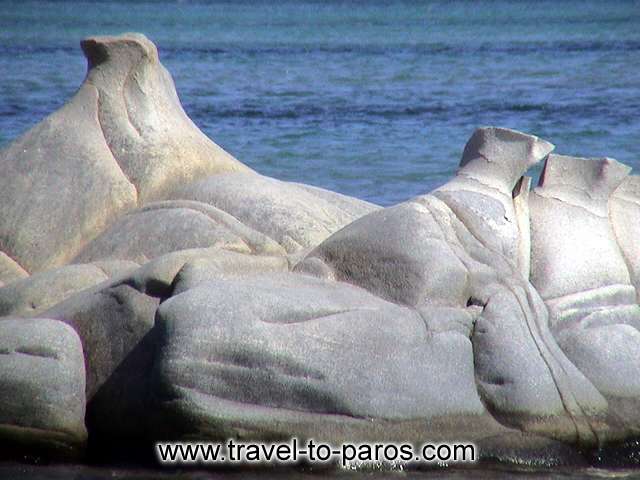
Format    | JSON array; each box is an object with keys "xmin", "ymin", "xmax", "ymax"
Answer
[
  {"xmin": 3, "ymin": 39, "xmax": 640, "ymax": 57},
  {"xmin": 188, "ymin": 100, "xmax": 637, "ymax": 121}
]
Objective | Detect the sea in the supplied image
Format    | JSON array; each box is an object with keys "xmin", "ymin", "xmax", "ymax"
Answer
[{"xmin": 1, "ymin": 0, "xmax": 639, "ymax": 206}]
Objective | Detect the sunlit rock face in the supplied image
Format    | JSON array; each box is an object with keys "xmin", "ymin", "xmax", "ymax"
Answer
[
  {"xmin": 0, "ymin": 33, "xmax": 249, "ymax": 274},
  {"xmin": 0, "ymin": 33, "xmax": 639, "ymax": 466}
]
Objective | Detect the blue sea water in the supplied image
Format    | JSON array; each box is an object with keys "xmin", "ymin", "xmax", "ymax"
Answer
[{"xmin": 0, "ymin": 0, "xmax": 639, "ymax": 206}]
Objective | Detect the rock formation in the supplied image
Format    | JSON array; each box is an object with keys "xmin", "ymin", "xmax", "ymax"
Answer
[{"xmin": 0, "ymin": 33, "xmax": 639, "ymax": 468}]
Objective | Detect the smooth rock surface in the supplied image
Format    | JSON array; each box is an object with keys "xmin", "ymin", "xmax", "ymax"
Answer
[
  {"xmin": 73, "ymin": 200, "xmax": 285, "ymax": 264},
  {"xmin": 80, "ymin": 33, "xmax": 251, "ymax": 202},
  {"xmin": 524, "ymin": 157, "xmax": 640, "ymax": 439},
  {"xmin": 151, "ymin": 272, "xmax": 499, "ymax": 443},
  {"xmin": 0, "ymin": 83, "xmax": 137, "ymax": 272},
  {"xmin": 170, "ymin": 172, "xmax": 379, "ymax": 253},
  {"xmin": 298, "ymin": 128, "xmax": 609, "ymax": 445},
  {"xmin": 0, "ymin": 33, "xmax": 250, "ymax": 273},
  {"xmin": 435, "ymin": 127, "xmax": 554, "ymax": 272},
  {"xmin": 0, "ymin": 264, "xmax": 108, "ymax": 317},
  {"xmin": 0, "ymin": 318, "xmax": 87, "ymax": 458},
  {"xmin": 0, "ymin": 252, "xmax": 29, "ymax": 286},
  {"xmin": 529, "ymin": 155, "xmax": 633, "ymax": 304},
  {"xmin": 611, "ymin": 176, "xmax": 640, "ymax": 302},
  {"xmin": 171, "ymin": 250, "xmax": 289, "ymax": 295},
  {"xmin": 1, "ymin": 32, "xmax": 640, "ymax": 463},
  {"xmin": 38, "ymin": 247, "xmax": 290, "ymax": 443}
]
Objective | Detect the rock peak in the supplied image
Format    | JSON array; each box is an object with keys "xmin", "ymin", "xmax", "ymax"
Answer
[
  {"xmin": 538, "ymin": 154, "xmax": 631, "ymax": 199},
  {"xmin": 81, "ymin": 32, "xmax": 158, "ymax": 71},
  {"xmin": 458, "ymin": 126, "xmax": 555, "ymax": 193}
]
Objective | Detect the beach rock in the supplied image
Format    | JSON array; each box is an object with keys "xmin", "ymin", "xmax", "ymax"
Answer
[
  {"xmin": 297, "ymin": 128, "xmax": 608, "ymax": 445},
  {"xmin": 0, "ymin": 263, "xmax": 108, "ymax": 317},
  {"xmin": 80, "ymin": 33, "xmax": 251, "ymax": 201},
  {"xmin": 102, "ymin": 246, "xmax": 285, "ymax": 299},
  {"xmin": 434, "ymin": 127, "xmax": 553, "ymax": 274},
  {"xmin": 610, "ymin": 176, "xmax": 640, "ymax": 302},
  {"xmin": 0, "ymin": 33, "xmax": 249, "ymax": 273},
  {"xmin": 73, "ymin": 200, "xmax": 285, "ymax": 264},
  {"xmin": 41, "ymin": 276, "xmax": 159, "ymax": 442},
  {"xmin": 2, "ymin": 71, "xmax": 640, "ymax": 468},
  {"xmin": 170, "ymin": 172, "xmax": 379, "ymax": 253},
  {"xmin": 0, "ymin": 318, "xmax": 87, "ymax": 459},
  {"xmin": 529, "ymin": 155, "xmax": 633, "ymax": 307},
  {"xmin": 151, "ymin": 272, "xmax": 503, "ymax": 443},
  {"xmin": 171, "ymin": 249, "xmax": 289, "ymax": 295},
  {"xmin": 528, "ymin": 156, "xmax": 640, "ymax": 438},
  {"xmin": 0, "ymin": 82, "xmax": 137, "ymax": 273},
  {"xmin": 0, "ymin": 252, "xmax": 29, "ymax": 286},
  {"xmin": 90, "ymin": 259, "xmax": 140, "ymax": 278},
  {"xmin": 555, "ymin": 324, "xmax": 640, "ymax": 439},
  {"xmin": 118, "ymin": 247, "xmax": 248, "ymax": 297},
  {"xmin": 37, "ymin": 247, "xmax": 290, "ymax": 443},
  {"xmin": 147, "ymin": 127, "xmax": 618, "ymax": 449}
]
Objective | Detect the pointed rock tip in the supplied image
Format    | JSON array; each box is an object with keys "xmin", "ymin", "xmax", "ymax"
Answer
[
  {"xmin": 539, "ymin": 154, "xmax": 631, "ymax": 196},
  {"xmin": 461, "ymin": 127, "xmax": 555, "ymax": 168},
  {"xmin": 457, "ymin": 126, "xmax": 554, "ymax": 193},
  {"xmin": 81, "ymin": 32, "xmax": 158, "ymax": 70}
]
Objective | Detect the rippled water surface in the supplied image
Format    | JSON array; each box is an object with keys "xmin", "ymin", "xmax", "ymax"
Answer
[{"xmin": 1, "ymin": 1, "xmax": 639, "ymax": 205}]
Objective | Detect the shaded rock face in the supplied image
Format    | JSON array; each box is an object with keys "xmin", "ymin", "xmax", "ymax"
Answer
[
  {"xmin": 610, "ymin": 176, "xmax": 640, "ymax": 302},
  {"xmin": 37, "ymin": 247, "xmax": 289, "ymax": 448},
  {"xmin": 0, "ymin": 318, "xmax": 87, "ymax": 459},
  {"xmin": 1, "ymin": 32, "xmax": 640, "ymax": 467},
  {"xmin": 0, "ymin": 252, "xmax": 29, "ymax": 286}
]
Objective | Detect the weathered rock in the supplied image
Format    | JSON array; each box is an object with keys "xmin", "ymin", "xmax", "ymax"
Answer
[
  {"xmin": 298, "ymin": 128, "xmax": 608, "ymax": 445},
  {"xmin": 90, "ymin": 259, "xmax": 140, "ymax": 278},
  {"xmin": 0, "ymin": 264, "xmax": 108, "ymax": 317},
  {"xmin": 2, "ymin": 77, "xmax": 640, "ymax": 469},
  {"xmin": 171, "ymin": 250, "xmax": 289, "ymax": 295},
  {"xmin": 41, "ymin": 279, "xmax": 158, "ymax": 445},
  {"xmin": 151, "ymin": 273, "xmax": 503, "ymax": 443},
  {"xmin": 0, "ymin": 82, "xmax": 137, "ymax": 272},
  {"xmin": 529, "ymin": 155, "xmax": 633, "ymax": 306},
  {"xmin": 170, "ymin": 172, "xmax": 379, "ymax": 253},
  {"xmin": 0, "ymin": 252, "xmax": 29, "ymax": 286},
  {"xmin": 611, "ymin": 176, "xmax": 640, "ymax": 302},
  {"xmin": 0, "ymin": 318, "xmax": 87, "ymax": 459},
  {"xmin": 145, "ymin": 127, "xmax": 624, "ymax": 450},
  {"xmin": 73, "ymin": 200, "xmax": 285, "ymax": 264},
  {"xmin": 555, "ymin": 324, "xmax": 640, "ymax": 439},
  {"xmin": 80, "ymin": 33, "xmax": 251, "ymax": 201},
  {"xmin": 297, "ymin": 200, "xmax": 472, "ymax": 307},
  {"xmin": 434, "ymin": 127, "xmax": 554, "ymax": 273},
  {"xmin": 119, "ymin": 247, "xmax": 234, "ymax": 297},
  {"xmin": 100, "ymin": 246, "xmax": 284, "ymax": 299},
  {"xmin": 528, "ymin": 156, "xmax": 640, "ymax": 437},
  {"xmin": 0, "ymin": 33, "xmax": 249, "ymax": 273},
  {"xmin": 38, "ymin": 247, "xmax": 290, "ymax": 444}
]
